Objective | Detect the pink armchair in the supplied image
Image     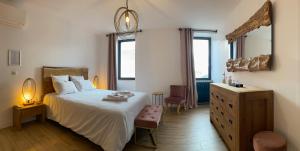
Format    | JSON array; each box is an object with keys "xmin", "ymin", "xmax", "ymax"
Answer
[{"xmin": 165, "ymin": 85, "xmax": 187, "ymax": 113}]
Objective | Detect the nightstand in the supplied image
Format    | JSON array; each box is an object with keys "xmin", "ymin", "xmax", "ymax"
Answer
[{"xmin": 13, "ymin": 104, "xmax": 46, "ymax": 129}]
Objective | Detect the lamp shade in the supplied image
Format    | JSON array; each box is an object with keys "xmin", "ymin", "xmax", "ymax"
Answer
[
  {"xmin": 93, "ymin": 75, "xmax": 99, "ymax": 88},
  {"xmin": 22, "ymin": 78, "xmax": 36, "ymax": 104}
]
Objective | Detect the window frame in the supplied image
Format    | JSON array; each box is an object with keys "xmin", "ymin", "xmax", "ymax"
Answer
[
  {"xmin": 118, "ymin": 39, "xmax": 136, "ymax": 80},
  {"xmin": 193, "ymin": 37, "xmax": 212, "ymax": 80}
]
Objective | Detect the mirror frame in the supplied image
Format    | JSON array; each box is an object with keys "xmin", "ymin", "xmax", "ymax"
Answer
[{"xmin": 226, "ymin": 0, "xmax": 273, "ymax": 72}]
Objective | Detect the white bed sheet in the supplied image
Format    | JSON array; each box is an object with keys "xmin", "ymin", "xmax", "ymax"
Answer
[{"xmin": 43, "ymin": 89, "xmax": 149, "ymax": 151}]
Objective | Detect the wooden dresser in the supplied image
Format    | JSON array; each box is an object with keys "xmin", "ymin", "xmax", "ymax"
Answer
[{"xmin": 210, "ymin": 83, "xmax": 274, "ymax": 151}]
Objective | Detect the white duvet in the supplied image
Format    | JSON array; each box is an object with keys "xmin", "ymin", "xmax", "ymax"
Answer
[{"xmin": 43, "ymin": 89, "xmax": 149, "ymax": 151}]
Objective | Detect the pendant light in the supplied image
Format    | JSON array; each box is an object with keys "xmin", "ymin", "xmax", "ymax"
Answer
[{"xmin": 114, "ymin": 0, "xmax": 139, "ymax": 35}]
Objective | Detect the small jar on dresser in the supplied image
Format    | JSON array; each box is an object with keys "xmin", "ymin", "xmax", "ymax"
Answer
[
  {"xmin": 13, "ymin": 103, "xmax": 46, "ymax": 129},
  {"xmin": 210, "ymin": 83, "xmax": 274, "ymax": 151}
]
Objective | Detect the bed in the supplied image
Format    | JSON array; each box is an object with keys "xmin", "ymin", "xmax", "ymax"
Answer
[{"xmin": 42, "ymin": 67, "xmax": 149, "ymax": 151}]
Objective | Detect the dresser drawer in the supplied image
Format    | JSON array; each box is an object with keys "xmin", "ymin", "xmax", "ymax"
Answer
[
  {"xmin": 210, "ymin": 110, "xmax": 215, "ymax": 120},
  {"xmin": 214, "ymin": 116, "xmax": 223, "ymax": 134},
  {"xmin": 210, "ymin": 105, "xmax": 216, "ymax": 120},
  {"xmin": 225, "ymin": 128, "xmax": 236, "ymax": 151},
  {"xmin": 219, "ymin": 118, "xmax": 236, "ymax": 151},
  {"xmin": 217, "ymin": 91, "xmax": 237, "ymax": 117},
  {"xmin": 211, "ymin": 86, "xmax": 236, "ymax": 114},
  {"xmin": 218, "ymin": 106, "xmax": 226, "ymax": 118},
  {"xmin": 210, "ymin": 98, "xmax": 216, "ymax": 109},
  {"xmin": 21, "ymin": 106, "xmax": 44, "ymax": 119},
  {"xmin": 210, "ymin": 99, "xmax": 216, "ymax": 114},
  {"xmin": 223, "ymin": 96, "xmax": 236, "ymax": 117},
  {"xmin": 214, "ymin": 112, "xmax": 221, "ymax": 125},
  {"xmin": 224, "ymin": 111, "xmax": 235, "ymax": 130},
  {"xmin": 211, "ymin": 98, "xmax": 220, "ymax": 111},
  {"xmin": 210, "ymin": 86, "xmax": 217, "ymax": 98},
  {"xmin": 214, "ymin": 104, "xmax": 221, "ymax": 115},
  {"xmin": 210, "ymin": 88, "xmax": 223, "ymax": 103},
  {"xmin": 218, "ymin": 117, "xmax": 228, "ymax": 140},
  {"xmin": 211, "ymin": 89, "xmax": 222, "ymax": 101}
]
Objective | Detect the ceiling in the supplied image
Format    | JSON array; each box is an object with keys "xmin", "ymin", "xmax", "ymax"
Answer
[{"xmin": 7, "ymin": 0, "xmax": 241, "ymax": 34}]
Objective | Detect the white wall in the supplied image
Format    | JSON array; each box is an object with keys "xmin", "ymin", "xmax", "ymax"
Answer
[
  {"xmin": 135, "ymin": 29, "xmax": 184, "ymax": 97},
  {"xmin": 98, "ymin": 28, "xmax": 184, "ymax": 97},
  {"xmin": 98, "ymin": 28, "xmax": 227, "ymax": 99},
  {"xmin": 117, "ymin": 80, "xmax": 136, "ymax": 91},
  {"xmin": 221, "ymin": 0, "xmax": 300, "ymax": 150},
  {"xmin": 211, "ymin": 40, "xmax": 230, "ymax": 82},
  {"xmin": 0, "ymin": 1, "xmax": 100, "ymax": 128}
]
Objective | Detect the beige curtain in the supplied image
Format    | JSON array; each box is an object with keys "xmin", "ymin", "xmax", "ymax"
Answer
[
  {"xmin": 236, "ymin": 36, "xmax": 245, "ymax": 58},
  {"xmin": 180, "ymin": 28, "xmax": 198, "ymax": 109},
  {"xmin": 107, "ymin": 34, "xmax": 117, "ymax": 90}
]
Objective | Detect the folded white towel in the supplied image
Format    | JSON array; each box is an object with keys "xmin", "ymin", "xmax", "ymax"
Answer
[
  {"xmin": 117, "ymin": 91, "xmax": 131, "ymax": 95},
  {"xmin": 115, "ymin": 91, "xmax": 135, "ymax": 97},
  {"xmin": 103, "ymin": 95, "xmax": 127, "ymax": 102},
  {"xmin": 102, "ymin": 91, "xmax": 134, "ymax": 102}
]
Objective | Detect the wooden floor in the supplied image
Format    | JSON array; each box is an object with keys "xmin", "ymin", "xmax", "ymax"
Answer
[{"xmin": 0, "ymin": 105, "xmax": 228, "ymax": 151}]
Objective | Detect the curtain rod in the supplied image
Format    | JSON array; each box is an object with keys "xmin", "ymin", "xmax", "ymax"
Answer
[
  {"xmin": 179, "ymin": 28, "xmax": 218, "ymax": 33},
  {"xmin": 106, "ymin": 29, "xmax": 143, "ymax": 37}
]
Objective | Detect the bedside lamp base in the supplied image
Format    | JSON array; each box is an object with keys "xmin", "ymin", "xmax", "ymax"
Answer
[{"xmin": 23, "ymin": 101, "xmax": 34, "ymax": 106}]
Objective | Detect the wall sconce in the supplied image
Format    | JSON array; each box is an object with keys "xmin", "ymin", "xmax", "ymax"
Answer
[
  {"xmin": 93, "ymin": 75, "xmax": 99, "ymax": 89},
  {"xmin": 22, "ymin": 78, "xmax": 36, "ymax": 106}
]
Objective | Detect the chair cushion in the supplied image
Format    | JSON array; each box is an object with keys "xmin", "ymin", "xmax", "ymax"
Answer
[
  {"xmin": 170, "ymin": 85, "xmax": 186, "ymax": 97},
  {"xmin": 253, "ymin": 131, "xmax": 287, "ymax": 151},
  {"xmin": 135, "ymin": 105, "xmax": 163, "ymax": 129},
  {"xmin": 165, "ymin": 97, "xmax": 186, "ymax": 104}
]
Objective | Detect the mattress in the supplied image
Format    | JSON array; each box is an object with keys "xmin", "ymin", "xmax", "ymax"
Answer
[{"xmin": 43, "ymin": 89, "xmax": 149, "ymax": 151}]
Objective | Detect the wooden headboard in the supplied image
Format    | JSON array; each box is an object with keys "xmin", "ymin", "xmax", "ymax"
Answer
[{"xmin": 42, "ymin": 66, "xmax": 88, "ymax": 97}]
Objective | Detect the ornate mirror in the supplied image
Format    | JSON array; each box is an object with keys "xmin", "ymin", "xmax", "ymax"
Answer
[{"xmin": 226, "ymin": 0, "xmax": 273, "ymax": 72}]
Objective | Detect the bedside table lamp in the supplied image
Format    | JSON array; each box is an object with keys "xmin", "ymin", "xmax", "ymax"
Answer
[
  {"xmin": 93, "ymin": 75, "xmax": 99, "ymax": 89},
  {"xmin": 22, "ymin": 78, "xmax": 36, "ymax": 106}
]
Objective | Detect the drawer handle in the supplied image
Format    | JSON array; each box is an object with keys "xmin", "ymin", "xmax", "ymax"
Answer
[
  {"xmin": 221, "ymin": 124, "xmax": 225, "ymax": 129},
  {"xmin": 216, "ymin": 95, "xmax": 219, "ymax": 99},
  {"xmin": 229, "ymin": 119, "xmax": 233, "ymax": 124},
  {"xmin": 228, "ymin": 134, "xmax": 233, "ymax": 140},
  {"xmin": 221, "ymin": 99, "xmax": 224, "ymax": 102},
  {"xmin": 216, "ymin": 118, "xmax": 219, "ymax": 121},
  {"xmin": 216, "ymin": 107, "xmax": 219, "ymax": 110},
  {"xmin": 211, "ymin": 93, "xmax": 214, "ymax": 96},
  {"xmin": 229, "ymin": 104, "xmax": 233, "ymax": 108},
  {"xmin": 221, "ymin": 112, "xmax": 224, "ymax": 116}
]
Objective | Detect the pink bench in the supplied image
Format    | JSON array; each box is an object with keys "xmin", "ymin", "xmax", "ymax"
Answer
[{"xmin": 134, "ymin": 105, "xmax": 163, "ymax": 148}]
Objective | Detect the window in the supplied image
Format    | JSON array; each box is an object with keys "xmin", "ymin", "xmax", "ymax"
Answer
[
  {"xmin": 118, "ymin": 39, "xmax": 135, "ymax": 80},
  {"xmin": 229, "ymin": 42, "xmax": 234, "ymax": 59},
  {"xmin": 229, "ymin": 41, "xmax": 237, "ymax": 60},
  {"xmin": 193, "ymin": 37, "xmax": 211, "ymax": 80}
]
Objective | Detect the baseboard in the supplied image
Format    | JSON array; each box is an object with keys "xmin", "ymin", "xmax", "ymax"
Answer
[
  {"xmin": 0, "ymin": 117, "xmax": 36, "ymax": 130},
  {"xmin": 0, "ymin": 120, "xmax": 12, "ymax": 129}
]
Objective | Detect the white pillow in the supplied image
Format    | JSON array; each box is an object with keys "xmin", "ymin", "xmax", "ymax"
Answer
[
  {"xmin": 72, "ymin": 80, "xmax": 95, "ymax": 91},
  {"xmin": 52, "ymin": 75, "xmax": 69, "ymax": 82},
  {"xmin": 53, "ymin": 80, "xmax": 78, "ymax": 94},
  {"xmin": 70, "ymin": 75, "xmax": 84, "ymax": 81}
]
